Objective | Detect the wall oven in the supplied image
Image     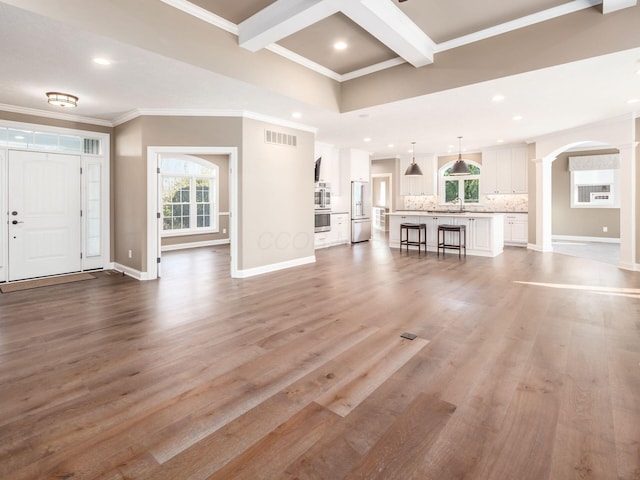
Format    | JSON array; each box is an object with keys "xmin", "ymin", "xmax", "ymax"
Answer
[
  {"xmin": 315, "ymin": 210, "xmax": 331, "ymax": 233},
  {"xmin": 314, "ymin": 182, "xmax": 331, "ymax": 233},
  {"xmin": 314, "ymin": 182, "xmax": 331, "ymax": 210}
]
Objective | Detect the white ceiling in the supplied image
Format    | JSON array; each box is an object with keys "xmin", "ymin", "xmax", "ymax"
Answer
[{"xmin": 0, "ymin": 1, "xmax": 638, "ymax": 158}]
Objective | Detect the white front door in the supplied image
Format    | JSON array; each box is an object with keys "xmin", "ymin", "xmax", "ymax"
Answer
[{"xmin": 8, "ymin": 151, "xmax": 81, "ymax": 281}]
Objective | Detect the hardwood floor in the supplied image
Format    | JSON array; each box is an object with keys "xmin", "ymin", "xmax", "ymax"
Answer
[{"xmin": 0, "ymin": 238, "xmax": 639, "ymax": 479}]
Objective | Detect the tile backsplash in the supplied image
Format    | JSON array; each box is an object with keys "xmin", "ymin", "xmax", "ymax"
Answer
[{"xmin": 403, "ymin": 194, "xmax": 528, "ymax": 212}]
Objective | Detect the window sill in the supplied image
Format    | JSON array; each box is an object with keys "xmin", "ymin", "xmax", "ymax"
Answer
[{"xmin": 162, "ymin": 228, "xmax": 219, "ymax": 237}]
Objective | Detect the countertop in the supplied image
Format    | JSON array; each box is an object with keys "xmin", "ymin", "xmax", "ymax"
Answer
[{"xmin": 389, "ymin": 210, "xmax": 509, "ymax": 218}]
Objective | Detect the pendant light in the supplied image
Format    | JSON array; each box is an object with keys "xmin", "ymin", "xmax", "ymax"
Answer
[
  {"xmin": 404, "ymin": 141, "xmax": 423, "ymax": 176},
  {"xmin": 450, "ymin": 136, "xmax": 471, "ymax": 176}
]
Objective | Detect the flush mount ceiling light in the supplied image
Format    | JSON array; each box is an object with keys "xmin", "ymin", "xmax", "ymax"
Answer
[
  {"xmin": 450, "ymin": 136, "xmax": 471, "ymax": 176},
  {"xmin": 46, "ymin": 92, "xmax": 78, "ymax": 108},
  {"xmin": 334, "ymin": 41, "xmax": 347, "ymax": 50},
  {"xmin": 404, "ymin": 141, "xmax": 423, "ymax": 176}
]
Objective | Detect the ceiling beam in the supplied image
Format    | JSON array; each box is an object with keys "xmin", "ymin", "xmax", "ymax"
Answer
[
  {"xmin": 238, "ymin": 0, "xmax": 340, "ymax": 52},
  {"xmin": 238, "ymin": 0, "xmax": 434, "ymax": 68},
  {"xmin": 602, "ymin": 0, "xmax": 637, "ymax": 13},
  {"xmin": 342, "ymin": 0, "xmax": 434, "ymax": 67}
]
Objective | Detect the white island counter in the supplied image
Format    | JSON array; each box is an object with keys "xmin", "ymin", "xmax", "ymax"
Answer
[{"xmin": 388, "ymin": 211, "xmax": 504, "ymax": 257}]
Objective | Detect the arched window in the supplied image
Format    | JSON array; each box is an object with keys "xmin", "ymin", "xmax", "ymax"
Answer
[
  {"xmin": 160, "ymin": 155, "xmax": 219, "ymax": 235},
  {"xmin": 439, "ymin": 162, "xmax": 481, "ymax": 205}
]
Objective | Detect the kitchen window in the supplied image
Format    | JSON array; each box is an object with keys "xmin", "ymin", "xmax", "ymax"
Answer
[
  {"xmin": 440, "ymin": 162, "xmax": 481, "ymax": 205},
  {"xmin": 160, "ymin": 155, "xmax": 218, "ymax": 235}
]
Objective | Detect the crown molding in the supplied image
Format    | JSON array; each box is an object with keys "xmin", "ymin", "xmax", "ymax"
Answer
[
  {"xmin": 0, "ymin": 103, "xmax": 113, "ymax": 127},
  {"xmin": 159, "ymin": 0, "xmax": 237, "ymax": 34},
  {"xmin": 113, "ymin": 108, "xmax": 318, "ymax": 133},
  {"xmin": 341, "ymin": 57, "xmax": 407, "ymax": 82}
]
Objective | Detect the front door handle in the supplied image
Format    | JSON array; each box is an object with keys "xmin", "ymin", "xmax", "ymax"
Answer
[{"xmin": 12, "ymin": 220, "xmax": 24, "ymax": 225}]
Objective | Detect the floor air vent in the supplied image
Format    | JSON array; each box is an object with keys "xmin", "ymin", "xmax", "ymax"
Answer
[{"xmin": 265, "ymin": 129, "xmax": 297, "ymax": 147}]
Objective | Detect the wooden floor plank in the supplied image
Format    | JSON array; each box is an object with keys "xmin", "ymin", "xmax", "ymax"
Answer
[{"xmin": 0, "ymin": 241, "xmax": 638, "ymax": 479}]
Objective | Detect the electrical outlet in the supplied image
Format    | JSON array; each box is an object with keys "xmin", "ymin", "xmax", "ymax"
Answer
[
  {"xmin": 603, "ymin": 226, "xmax": 608, "ymax": 232},
  {"xmin": 128, "ymin": 249, "xmax": 132, "ymax": 258},
  {"xmin": 223, "ymin": 228, "xmax": 227, "ymax": 234}
]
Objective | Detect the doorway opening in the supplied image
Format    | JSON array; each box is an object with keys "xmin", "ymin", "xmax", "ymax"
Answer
[{"xmin": 146, "ymin": 146, "xmax": 238, "ymax": 280}]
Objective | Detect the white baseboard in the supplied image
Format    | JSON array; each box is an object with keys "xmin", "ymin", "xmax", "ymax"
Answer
[
  {"xmin": 527, "ymin": 243, "xmax": 553, "ymax": 252},
  {"xmin": 113, "ymin": 262, "xmax": 151, "ymax": 281},
  {"xmin": 161, "ymin": 238, "xmax": 230, "ymax": 252},
  {"xmin": 552, "ymin": 235, "xmax": 620, "ymax": 244},
  {"xmin": 234, "ymin": 255, "xmax": 316, "ymax": 278},
  {"xmin": 618, "ymin": 261, "xmax": 640, "ymax": 272}
]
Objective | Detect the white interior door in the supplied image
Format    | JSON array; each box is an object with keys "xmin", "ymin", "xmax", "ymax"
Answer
[{"xmin": 8, "ymin": 151, "xmax": 81, "ymax": 281}]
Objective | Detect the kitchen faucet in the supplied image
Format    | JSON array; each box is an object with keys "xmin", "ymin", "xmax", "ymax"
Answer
[{"xmin": 454, "ymin": 196, "xmax": 463, "ymax": 212}]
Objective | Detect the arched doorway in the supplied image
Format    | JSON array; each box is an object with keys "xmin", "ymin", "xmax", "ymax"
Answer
[{"xmin": 532, "ymin": 116, "xmax": 637, "ymax": 270}]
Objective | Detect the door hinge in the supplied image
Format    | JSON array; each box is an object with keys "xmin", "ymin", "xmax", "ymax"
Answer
[
  {"xmin": 157, "ymin": 257, "xmax": 161, "ymax": 264},
  {"xmin": 80, "ymin": 210, "xmax": 83, "ymax": 217},
  {"xmin": 157, "ymin": 212, "xmax": 161, "ymax": 219},
  {"xmin": 80, "ymin": 252, "xmax": 83, "ymax": 259},
  {"xmin": 157, "ymin": 167, "xmax": 161, "ymax": 174},
  {"xmin": 80, "ymin": 167, "xmax": 83, "ymax": 174}
]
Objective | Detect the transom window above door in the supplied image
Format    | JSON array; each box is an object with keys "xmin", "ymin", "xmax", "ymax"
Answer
[{"xmin": 160, "ymin": 155, "xmax": 219, "ymax": 235}]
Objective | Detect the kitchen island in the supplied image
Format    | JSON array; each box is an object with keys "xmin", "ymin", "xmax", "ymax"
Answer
[{"xmin": 388, "ymin": 211, "xmax": 504, "ymax": 257}]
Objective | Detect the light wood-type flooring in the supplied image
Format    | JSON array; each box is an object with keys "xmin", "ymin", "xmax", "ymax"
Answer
[{"xmin": 1, "ymin": 238, "xmax": 639, "ymax": 479}]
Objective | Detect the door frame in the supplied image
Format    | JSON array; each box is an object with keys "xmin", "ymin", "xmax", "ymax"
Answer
[
  {"xmin": 146, "ymin": 146, "xmax": 238, "ymax": 280},
  {"xmin": 0, "ymin": 120, "xmax": 111, "ymax": 283}
]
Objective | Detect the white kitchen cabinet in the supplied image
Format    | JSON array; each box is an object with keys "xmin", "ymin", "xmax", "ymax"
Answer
[
  {"xmin": 330, "ymin": 213, "xmax": 349, "ymax": 245},
  {"xmin": 341, "ymin": 148, "xmax": 370, "ymax": 182},
  {"xmin": 399, "ymin": 155, "xmax": 436, "ymax": 196},
  {"xmin": 481, "ymin": 145, "xmax": 528, "ymax": 194},
  {"xmin": 315, "ymin": 213, "xmax": 350, "ymax": 249},
  {"xmin": 504, "ymin": 213, "xmax": 528, "ymax": 246}
]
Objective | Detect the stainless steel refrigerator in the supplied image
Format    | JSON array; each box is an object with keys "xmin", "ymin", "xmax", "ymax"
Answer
[{"xmin": 351, "ymin": 181, "xmax": 372, "ymax": 243}]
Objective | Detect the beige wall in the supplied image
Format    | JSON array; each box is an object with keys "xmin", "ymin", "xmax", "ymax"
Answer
[
  {"xmin": 551, "ymin": 149, "xmax": 620, "ymax": 239},
  {"xmin": 114, "ymin": 116, "xmax": 243, "ymax": 272},
  {"xmin": 160, "ymin": 153, "xmax": 230, "ymax": 248},
  {"xmin": 241, "ymin": 118, "xmax": 315, "ymax": 270},
  {"xmin": 371, "ymin": 158, "xmax": 398, "ymax": 211}
]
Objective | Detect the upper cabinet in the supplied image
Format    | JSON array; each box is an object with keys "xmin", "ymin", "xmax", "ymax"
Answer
[
  {"xmin": 315, "ymin": 142, "xmax": 341, "ymax": 195},
  {"xmin": 342, "ymin": 148, "xmax": 370, "ymax": 182},
  {"xmin": 481, "ymin": 145, "xmax": 528, "ymax": 194},
  {"xmin": 399, "ymin": 154, "xmax": 436, "ymax": 195}
]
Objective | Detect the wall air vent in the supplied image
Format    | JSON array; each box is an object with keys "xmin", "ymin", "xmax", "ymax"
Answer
[{"xmin": 265, "ymin": 129, "xmax": 297, "ymax": 147}]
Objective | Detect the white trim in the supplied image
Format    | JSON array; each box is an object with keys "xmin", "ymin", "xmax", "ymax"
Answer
[
  {"xmin": 618, "ymin": 261, "xmax": 640, "ymax": 271},
  {"xmin": 234, "ymin": 255, "xmax": 316, "ymax": 278},
  {"xmin": 552, "ymin": 234, "xmax": 620, "ymax": 244},
  {"xmin": 147, "ymin": 146, "xmax": 239, "ymax": 280},
  {"xmin": 158, "ymin": 0, "xmax": 237, "ymax": 34},
  {"xmin": 0, "ymin": 103, "xmax": 113, "ymax": 127},
  {"xmin": 113, "ymin": 262, "xmax": 151, "ymax": 281},
  {"xmin": 527, "ymin": 242, "xmax": 552, "ymax": 252},
  {"xmin": 113, "ymin": 108, "xmax": 318, "ymax": 133},
  {"xmin": 341, "ymin": 58, "xmax": 406, "ymax": 81},
  {"xmin": 266, "ymin": 44, "xmax": 342, "ymax": 81},
  {"xmin": 435, "ymin": 0, "xmax": 602, "ymax": 53},
  {"xmin": 161, "ymin": 238, "xmax": 230, "ymax": 252}
]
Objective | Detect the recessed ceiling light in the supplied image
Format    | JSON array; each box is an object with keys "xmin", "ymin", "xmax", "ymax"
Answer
[
  {"xmin": 512, "ymin": 115, "xmax": 523, "ymax": 121},
  {"xmin": 363, "ymin": 137, "xmax": 371, "ymax": 142},
  {"xmin": 291, "ymin": 112, "xmax": 302, "ymax": 119},
  {"xmin": 92, "ymin": 57, "xmax": 111, "ymax": 66},
  {"xmin": 492, "ymin": 94, "xmax": 505, "ymax": 102},
  {"xmin": 497, "ymin": 139, "xmax": 504, "ymax": 143},
  {"xmin": 334, "ymin": 41, "xmax": 348, "ymax": 50},
  {"xmin": 388, "ymin": 143, "xmax": 394, "ymax": 148},
  {"xmin": 448, "ymin": 144, "xmax": 454, "ymax": 149},
  {"xmin": 627, "ymin": 98, "xmax": 640, "ymax": 104}
]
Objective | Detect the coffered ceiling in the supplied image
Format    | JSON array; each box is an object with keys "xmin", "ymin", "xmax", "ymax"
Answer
[{"xmin": 0, "ymin": 0, "xmax": 639, "ymax": 157}]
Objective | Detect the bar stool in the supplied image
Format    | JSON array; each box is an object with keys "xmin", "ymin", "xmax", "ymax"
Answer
[
  {"xmin": 400, "ymin": 223, "xmax": 427, "ymax": 255},
  {"xmin": 437, "ymin": 224, "xmax": 466, "ymax": 258}
]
